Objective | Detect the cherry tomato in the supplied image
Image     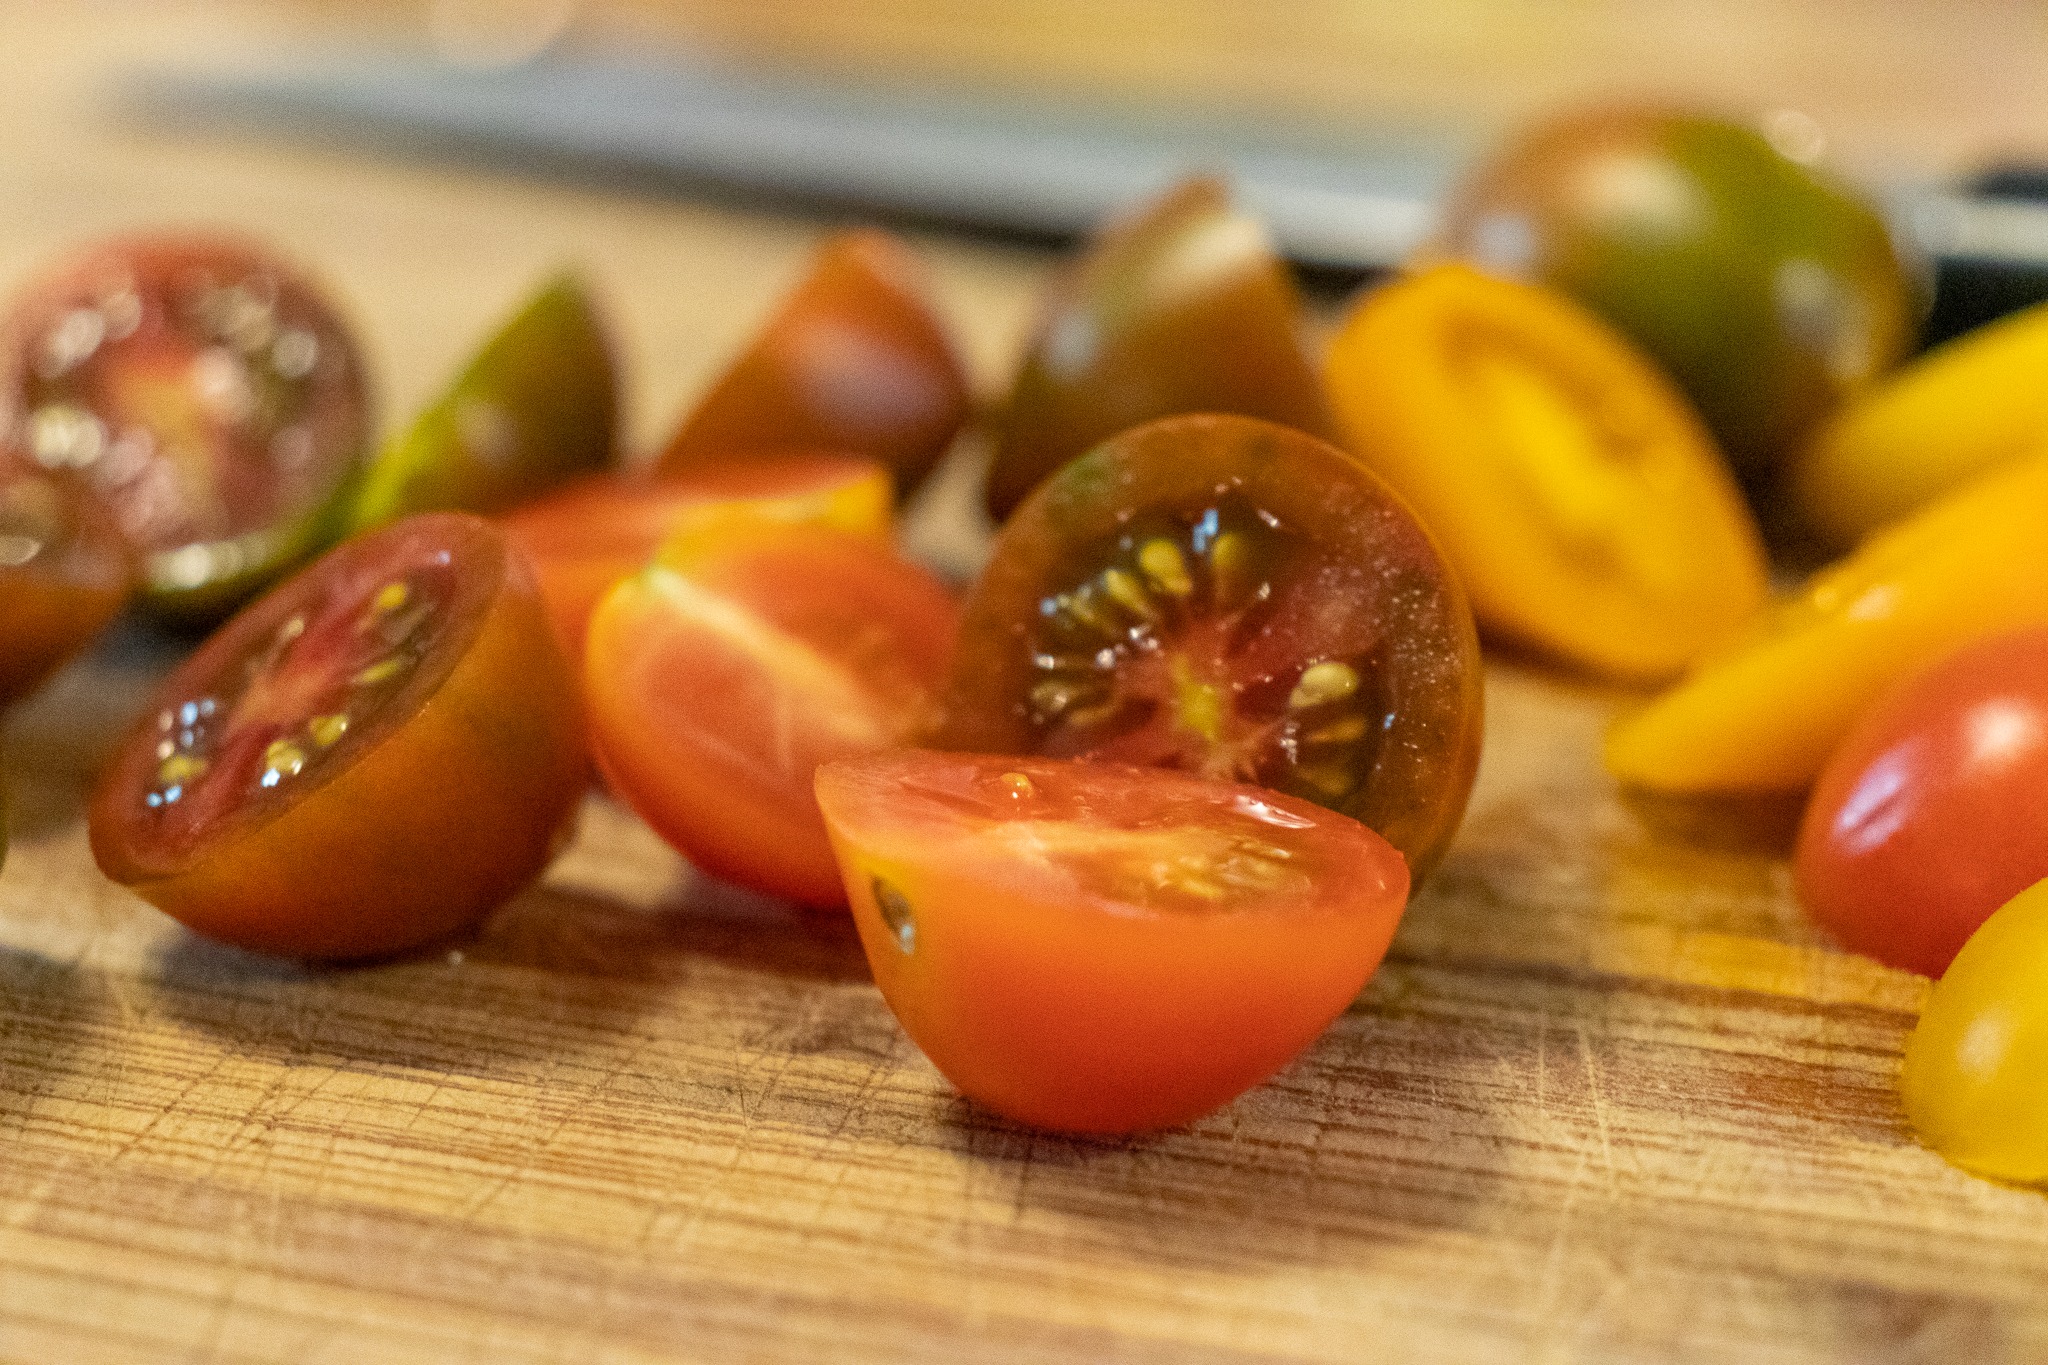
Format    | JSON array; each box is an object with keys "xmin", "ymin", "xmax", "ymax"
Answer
[
  {"xmin": 816, "ymin": 749, "xmax": 1411, "ymax": 1134},
  {"xmin": 348, "ymin": 271, "xmax": 616, "ymax": 533},
  {"xmin": 984, "ymin": 177, "xmax": 1336, "ymax": 520},
  {"xmin": 1, "ymin": 462, "xmax": 132, "ymax": 705},
  {"xmin": 654, "ymin": 230, "xmax": 971, "ymax": 494},
  {"xmin": 0, "ymin": 234, "xmax": 371, "ymax": 619},
  {"xmin": 1795, "ymin": 629, "xmax": 2048, "ymax": 977},
  {"xmin": 1430, "ymin": 105, "xmax": 1920, "ymax": 479},
  {"xmin": 1325, "ymin": 264, "xmax": 1767, "ymax": 681},
  {"xmin": 88, "ymin": 513, "xmax": 585, "ymax": 959},
  {"xmin": 584, "ymin": 516, "xmax": 958, "ymax": 907},
  {"xmin": 1901, "ymin": 877, "xmax": 2048, "ymax": 1186},
  {"xmin": 1606, "ymin": 448, "xmax": 2048, "ymax": 794},
  {"xmin": 500, "ymin": 454, "xmax": 893, "ymax": 663},
  {"xmin": 1793, "ymin": 298, "xmax": 2048, "ymax": 550},
  {"xmin": 939, "ymin": 414, "xmax": 1482, "ymax": 882}
]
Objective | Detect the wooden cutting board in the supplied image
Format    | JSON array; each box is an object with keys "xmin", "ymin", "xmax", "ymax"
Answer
[{"xmin": 4, "ymin": 6, "xmax": 2047, "ymax": 1363}]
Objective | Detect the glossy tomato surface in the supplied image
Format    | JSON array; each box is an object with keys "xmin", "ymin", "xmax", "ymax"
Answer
[
  {"xmin": 1325, "ymin": 263, "xmax": 1766, "ymax": 682},
  {"xmin": 1901, "ymin": 877, "xmax": 2048, "ymax": 1186},
  {"xmin": 655, "ymin": 230, "xmax": 970, "ymax": 494},
  {"xmin": 1431, "ymin": 106, "xmax": 1920, "ymax": 479},
  {"xmin": 585, "ymin": 516, "xmax": 958, "ymax": 907},
  {"xmin": 0, "ymin": 234, "xmax": 370, "ymax": 618},
  {"xmin": 1795, "ymin": 629, "xmax": 2048, "ymax": 977},
  {"xmin": 816, "ymin": 750, "xmax": 1411, "ymax": 1134},
  {"xmin": 0, "ymin": 462, "xmax": 132, "ymax": 705},
  {"xmin": 501, "ymin": 454, "xmax": 893, "ymax": 663},
  {"xmin": 940, "ymin": 414, "xmax": 1482, "ymax": 882},
  {"xmin": 985, "ymin": 177, "xmax": 1336, "ymax": 520},
  {"xmin": 89, "ymin": 513, "xmax": 585, "ymax": 959}
]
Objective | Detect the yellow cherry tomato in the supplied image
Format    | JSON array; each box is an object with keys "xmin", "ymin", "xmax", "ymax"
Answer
[
  {"xmin": 1324, "ymin": 264, "xmax": 1767, "ymax": 682},
  {"xmin": 1794, "ymin": 299, "xmax": 2048, "ymax": 550},
  {"xmin": 1607, "ymin": 448, "xmax": 2048, "ymax": 792},
  {"xmin": 1901, "ymin": 878, "xmax": 2048, "ymax": 1186}
]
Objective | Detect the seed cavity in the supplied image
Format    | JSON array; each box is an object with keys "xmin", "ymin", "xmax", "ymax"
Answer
[{"xmin": 872, "ymin": 876, "xmax": 916, "ymax": 955}]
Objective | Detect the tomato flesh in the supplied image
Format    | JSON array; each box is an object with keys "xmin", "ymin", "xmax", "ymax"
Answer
[
  {"xmin": 816, "ymin": 750, "xmax": 1411, "ymax": 1134},
  {"xmin": 1, "ymin": 235, "xmax": 370, "ymax": 617},
  {"xmin": 0, "ymin": 463, "xmax": 132, "ymax": 705},
  {"xmin": 1796, "ymin": 629, "xmax": 2048, "ymax": 977},
  {"xmin": 940, "ymin": 414, "xmax": 1482, "ymax": 882},
  {"xmin": 584, "ymin": 518, "xmax": 957, "ymax": 907},
  {"xmin": 90, "ymin": 512, "xmax": 585, "ymax": 959}
]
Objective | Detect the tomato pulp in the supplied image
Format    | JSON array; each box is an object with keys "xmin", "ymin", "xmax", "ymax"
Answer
[
  {"xmin": 817, "ymin": 750, "xmax": 1411, "ymax": 1134},
  {"xmin": 940, "ymin": 414, "xmax": 1483, "ymax": 882},
  {"xmin": 90, "ymin": 512, "xmax": 586, "ymax": 959},
  {"xmin": 0, "ymin": 463, "xmax": 132, "ymax": 705}
]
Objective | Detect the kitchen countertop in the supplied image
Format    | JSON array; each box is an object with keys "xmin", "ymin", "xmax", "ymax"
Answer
[{"xmin": 3, "ymin": 6, "xmax": 2046, "ymax": 1362}]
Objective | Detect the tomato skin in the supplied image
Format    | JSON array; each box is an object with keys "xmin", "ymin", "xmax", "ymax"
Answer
[
  {"xmin": 817, "ymin": 750, "xmax": 1410, "ymax": 1134},
  {"xmin": 89, "ymin": 513, "xmax": 586, "ymax": 960},
  {"xmin": 985, "ymin": 177, "xmax": 1336, "ymax": 520},
  {"xmin": 1794, "ymin": 630, "xmax": 2048, "ymax": 977},
  {"xmin": 500, "ymin": 455, "xmax": 893, "ymax": 663},
  {"xmin": 584, "ymin": 519, "xmax": 958, "ymax": 907},
  {"xmin": 1430, "ymin": 106, "xmax": 1920, "ymax": 478},
  {"xmin": 1324, "ymin": 263, "xmax": 1767, "ymax": 682},
  {"xmin": 1901, "ymin": 878, "xmax": 2048, "ymax": 1186},
  {"xmin": 0, "ymin": 233, "xmax": 371, "ymax": 620},
  {"xmin": 941, "ymin": 413, "xmax": 1482, "ymax": 883},
  {"xmin": 654, "ymin": 230, "xmax": 971, "ymax": 494},
  {"xmin": 0, "ymin": 463, "xmax": 132, "ymax": 705}
]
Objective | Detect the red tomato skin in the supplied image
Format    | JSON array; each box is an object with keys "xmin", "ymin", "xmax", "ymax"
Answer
[
  {"xmin": 1795, "ymin": 628, "xmax": 2048, "ymax": 977},
  {"xmin": 584, "ymin": 523, "xmax": 958, "ymax": 908},
  {"xmin": 90, "ymin": 514, "xmax": 587, "ymax": 960},
  {"xmin": 817, "ymin": 751, "xmax": 1411, "ymax": 1134}
]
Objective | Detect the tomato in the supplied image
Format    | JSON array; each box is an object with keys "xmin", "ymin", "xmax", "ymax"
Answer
[
  {"xmin": 88, "ymin": 513, "xmax": 585, "ymax": 959},
  {"xmin": 347, "ymin": 272, "xmax": 615, "ymax": 533},
  {"xmin": 939, "ymin": 414, "xmax": 1482, "ymax": 882},
  {"xmin": 1793, "ymin": 299, "xmax": 2048, "ymax": 550},
  {"xmin": 1900, "ymin": 877, "xmax": 2048, "ymax": 1186},
  {"xmin": 1, "ymin": 462, "xmax": 132, "ymax": 705},
  {"xmin": 816, "ymin": 750, "xmax": 1410, "ymax": 1134},
  {"xmin": 1606, "ymin": 448, "xmax": 2048, "ymax": 794},
  {"xmin": 1794, "ymin": 629, "xmax": 2048, "ymax": 977},
  {"xmin": 984, "ymin": 176, "xmax": 1336, "ymax": 520},
  {"xmin": 584, "ymin": 516, "xmax": 958, "ymax": 907},
  {"xmin": 1324, "ymin": 264, "xmax": 1767, "ymax": 682},
  {"xmin": 1429, "ymin": 105, "xmax": 1921, "ymax": 480},
  {"xmin": 0, "ymin": 234, "xmax": 370, "ymax": 620},
  {"xmin": 654, "ymin": 230, "xmax": 971, "ymax": 494},
  {"xmin": 500, "ymin": 454, "xmax": 893, "ymax": 663}
]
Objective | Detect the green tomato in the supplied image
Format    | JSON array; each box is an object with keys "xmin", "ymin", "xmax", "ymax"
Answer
[
  {"xmin": 1901, "ymin": 878, "xmax": 2048, "ymax": 1186},
  {"xmin": 347, "ymin": 272, "xmax": 616, "ymax": 533},
  {"xmin": 1431, "ymin": 106, "xmax": 1923, "ymax": 481}
]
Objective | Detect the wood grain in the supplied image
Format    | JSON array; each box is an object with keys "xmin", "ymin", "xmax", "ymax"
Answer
[{"xmin": 4, "ymin": 5, "xmax": 2048, "ymax": 1363}]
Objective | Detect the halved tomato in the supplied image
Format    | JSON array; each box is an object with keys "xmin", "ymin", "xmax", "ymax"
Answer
[
  {"xmin": 939, "ymin": 414, "xmax": 1483, "ymax": 882},
  {"xmin": 816, "ymin": 750, "xmax": 1411, "ymax": 1134},
  {"xmin": 0, "ymin": 234, "xmax": 370, "ymax": 619},
  {"xmin": 654, "ymin": 230, "xmax": 971, "ymax": 494},
  {"xmin": 1, "ymin": 461, "xmax": 132, "ymax": 705},
  {"xmin": 500, "ymin": 454, "xmax": 893, "ymax": 662},
  {"xmin": 584, "ymin": 516, "xmax": 958, "ymax": 907},
  {"xmin": 89, "ymin": 512, "xmax": 585, "ymax": 959}
]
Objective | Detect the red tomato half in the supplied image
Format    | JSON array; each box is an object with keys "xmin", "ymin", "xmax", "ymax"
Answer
[
  {"xmin": 0, "ymin": 462, "xmax": 132, "ymax": 705},
  {"xmin": 500, "ymin": 454, "xmax": 892, "ymax": 662},
  {"xmin": 89, "ymin": 513, "xmax": 586, "ymax": 959},
  {"xmin": 584, "ymin": 518, "xmax": 958, "ymax": 907},
  {"xmin": 816, "ymin": 750, "xmax": 1411, "ymax": 1134},
  {"xmin": 1795, "ymin": 628, "xmax": 2048, "ymax": 977}
]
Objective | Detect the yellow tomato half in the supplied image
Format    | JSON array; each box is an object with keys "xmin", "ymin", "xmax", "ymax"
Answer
[
  {"xmin": 1607, "ymin": 449, "xmax": 2048, "ymax": 792},
  {"xmin": 1901, "ymin": 878, "xmax": 2048, "ymax": 1186},
  {"xmin": 1325, "ymin": 264, "xmax": 1766, "ymax": 682},
  {"xmin": 1794, "ymin": 299, "xmax": 2048, "ymax": 549}
]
